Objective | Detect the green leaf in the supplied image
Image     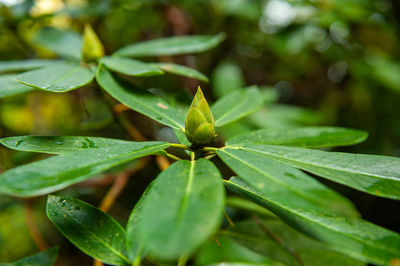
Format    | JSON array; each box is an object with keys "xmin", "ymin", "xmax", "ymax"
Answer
[
  {"xmin": 114, "ymin": 33, "xmax": 225, "ymax": 57},
  {"xmin": 0, "ymin": 247, "xmax": 59, "ymax": 266},
  {"xmin": 46, "ymin": 195, "xmax": 129, "ymax": 265},
  {"xmin": 241, "ymin": 145, "xmax": 400, "ymax": 200},
  {"xmin": 224, "ymin": 176, "xmax": 400, "ymax": 265},
  {"xmin": 135, "ymin": 159, "xmax": 224, "ymax": 260},
  {"xmin": 0, "ymin": 141, "xmax": 169, "ymax": 197},
  {"xmin": 33, "ymin": 27, "xmax": 83, "ymax": 60},
  {"xmin": 212, "ymin": 60, "xmax": 245, "ymax": 98},
  {"xmin": 225, "ymin": 220, "xmax": 365, "ymax": 266},
  {"xmin": 16, "ymin": 61, "xmax": 94, "ymax": 92},
  {"xmin": 0, "ymin": 59, "xmax": 60, "ymax": 73},
  {"xmin": 226, "ymin": 127, "xmax": 368, "ymax": 148},
  {"xmin": 0, "ymin": 74, "xmax": 34, "ymax": 98},
  {"xmin": 151, "ymin": 63, "xmax": 209, "ymax": 82},
  {"xmin": 96, "ymin": 66, "xmax": 185, "ymax": 130},
  {"xmin": 212, "ymin": 86, "xmax": 264, "ymax": 127},
  {"xmin": 0, "ymin": 136, "xmax": 131, "ymax": 154},
  {"xmin": 101, "ymin": 56, "xmax": 164, "ymax": 76},
  {"xmin": 195, "ymin": 235, "xmax": 284, "ymax": 266},
  {"xmin": 217, "ymin": 148, "xmax": 359, "ymax": 218}
]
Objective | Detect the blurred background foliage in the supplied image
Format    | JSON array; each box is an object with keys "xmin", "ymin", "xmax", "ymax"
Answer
[{"xmin": 1, "ymin": 0, "xmax": 400, "ymax": 264}]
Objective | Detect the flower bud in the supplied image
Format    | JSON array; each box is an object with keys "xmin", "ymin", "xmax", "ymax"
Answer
[
  {"xmin": 82, "ymin": 24, "xmax": 104, "ymax": 62},
  {"xmin": 185, "ymin": 87, "xmax": 216, "ymax": 145}
]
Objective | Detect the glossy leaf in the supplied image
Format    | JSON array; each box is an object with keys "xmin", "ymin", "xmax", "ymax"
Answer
[
  {"xmin": 16, "ymin": 61, "xmax": 94, "ymax": 92},
  {"xmin": 224, "ymin": 177, "xmax": 400, "ymax": 264},
  {"xmin": 217, "ymin": 148, "xmax": 359, "ymax": 218},
  {"xmin": 101, "ymin": 56, "xmax": 163, "ymax": 76},
  {"xmin": 0, "ymin": 135, "xmax": 131, "ymax": 154},
  {"xmin": 226, "ymin": 127, "xmax": 368, "ymax": 148},
  {"xmin": 212, "ymin": 86, "xmax": 264, "ymax": 127},
  {"xmin": 135, "ymin": 159, "xmax": 224, "ymax": 260},
  {"xmin": 96, "ymin": 66, "xmax": 185, "ymax": 130},
  {"xmin": 151, "ymin": 63, "xmax": 209, "ymax": 82},
  {"xmin": 0, "ymin": 59, "xmax": 60, "ymax": 73},
  {"xmin": 242, "ymin": 145, "xmax": 400, "ymax": 200},
  {"xmin": 195, "ymin": 235, "xmax": 284, "ymax": 266},
  {"xmin": 0, "ymin": 247, "xmax": 59, "ymax": 266},
  {"xmin": 0, "ymin": 141, "xmax": 169, "ymax": 197},
  {"xmin": 0, "ymin": 74, "xmax": 34, "ymax": 98},
  {"xmin": 226, "ymin": 220, "xmax": 365, "ymax": 266},
  {"xmin": 114, "ymin": 33, "xmax": 225, "ymax": 57},
  {"xmin": 33, "ymin": 27, "xmax": 83, "ymax": 60},
  {"xmin": 46, "ymin": 195, "xmax": 129, "ymax": 265}
]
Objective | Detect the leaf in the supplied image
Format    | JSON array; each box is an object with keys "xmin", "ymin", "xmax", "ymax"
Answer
[
  {"xmin": 0, "ymin": 135, "xmax": 131, "ymax": 154},
  {"xmin": 101, "ymin": 56, "xmax": 164, "ymax": 76},
  {"xmin": 114, "ymin": 33, "xmax": 225, "ymax": 57},
  {"xmin": 96, "ymin": 66, "xmax": 185, "ymax": 130},
  {"xmin": 195, "ymin": 235, "xmax": 284, "ymax": 266},
  {"xmin": 0, "ymin": 74, "xmax": 34, "ymax": 98},
  {"xmin": 241, "ymin": 145, "xmax": 400, "ymax": 200},
  {"xmin": 135, "ymin": 159, "xmax": 224, "ymax": 260},
  {"xmin": 224, "ymin": 177, "xmax": 400, "ymax": 265},
  {"xmin": 46, "ymin": 195, "xmax": 129, "ymax": 265},
  {"xmin": 0, "ymin": 59, "xmax": 61, "ymax": 73},
  {"xmin": 0, "ymin": 247, "xmax": 59, "ymax": 266},
  {"xmin": 211, "ymin": 60, "xmax": 245, "ymax": 98},
  {"xmin": 217, "ymin": 148, "xmax": 360, "ymax": 218},
  {"xmin": 33, "ymin": 27, "xmax": 83, "ymax": 60},
  {"xmin": 226, "ymin": 127, "xmax": 368, "ymax": 148},
  {"xmin": 0, "ymin": 141, "xmax": 169, "ymax": 197},
  {"xmin": 151, "ymin": 63, "xmax": 209, "ymax": 82},
  {"xmin": 225, "ymin": 220, "xmax": 365, "ymax": 266},
  {"xmin": 212, "ymin": 86, "xmax": 264, "ymax": 127},
  {"xmin": 16, "ymin": 61, "xmax": 94, "ymax": 92}
]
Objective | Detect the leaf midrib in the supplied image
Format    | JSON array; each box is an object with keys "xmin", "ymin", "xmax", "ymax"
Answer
[
  {"xmin": 54, "ymin": 200, "xmax": 130, "ymax": 264},
  {"xmin": 214, "ymin": 91, "xmax": 247, "ymax": 125},
  {"xmin": 225, "ymin": 180, "xmax": 400, "ymax": 257}
]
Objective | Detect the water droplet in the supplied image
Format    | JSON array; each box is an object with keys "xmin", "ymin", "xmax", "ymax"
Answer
[
  {"xmin": 84, "ymin": 137, "xmax": 98, "ymax": 148},
  {"xmin": 52, "ymin": 213, "xmax": 57, "ymax": 216},
  {"xmin": 15, "ymin": 140, "xmax": 23, "ymax": 147},
  {"xmin": 59, "ymin": 199, "xmax": 67, "ymax": 207},
  {"xmin": 55, "ymin": 141, "xmax": 63, "ymax": 145},
  {"xmin": 81, "ymin": 141, "xmax": 89, "ymax": 148}
]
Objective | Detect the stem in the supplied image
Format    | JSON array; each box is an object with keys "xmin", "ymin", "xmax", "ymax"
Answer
[
  {"xmin": 156, "ymin": 155, "xmax": 171, "ymax": 170},
  {"xmin": 252, "ymin": 216, "xmax": 305, "ymax": 266},
  {"xmin": 170, "ymin": 143, "xmax": 191, "ymax": 150},
  {"xmin": 99, "ymin": 158, "xmax": 150, "ymax": 212},
  {"xmin": 203, "ymin": 154, "xmax": 217, "ymax": 160},
  {"xmin": 224, "ymin": 210, "xmax": 235, "ymax": 227},
  {"xmin": 202, "ymin": 147, "xmax": 219, "ymax": 152},
  {"xmin": 165, "ymin": 152, "xmax": 182, "ymax": 161},
  {"xmin": 190, "ymin": 151, "xmax": 195, "ymax": 161},
  {"xmin": 177, "ymin": 255, "xmax": 188, "ymax": 266},
  {"xmin": 24, "ymin": 200, "xmax": 49, "ymax": 251}
]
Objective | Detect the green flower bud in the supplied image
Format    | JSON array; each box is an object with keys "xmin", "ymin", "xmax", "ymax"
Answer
[
  {"xmin": 185, "ymin": 87, "xmax": 216, "ymax": 145},
  {"xmin": 82, "ymin": 24, "xmax": 104, "ymax": 62}
]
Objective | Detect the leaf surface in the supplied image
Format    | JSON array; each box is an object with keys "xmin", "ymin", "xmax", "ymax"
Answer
[
  {"xmin": 217, "ymin": 148, "xmax": 359, "ymax": 218},
  {"xmin": 0, "ymin": 135, "xmax": 131, "ymax": 154},
  {"xmin": 227, "ymin": 127, "xmax": 368, "ymax": 148},
  {"xmin": 224, "ymin": 177, "xmax": 400, "ymax": 264},
  {"xmin": 0, "ymin": 247, "xmax": 58, "ymax": 266},
  {"xmin": 101, "ymin": 56, "xmax": 163, "ymax": 76},
  {"xmin": 114, "ymin": 33, "xmax": 225, "ymax": 57},
  {"xmin": 33, "ymin": 27, "xmax": 83, "ymax": 60},
  {"xmin": 0, "ymin": 141, "xmax": 169, "ymax": 197},
  {"xmin": 0, "ymin": 74, "xmax": 34, "ymax": 98},
  {"xmin": 0, "ymin": 59, "xmax": 60, "ymax": 73},
  {"xmin": 47, "ymin": 195, "xmax": 129, "ymax": 265},
  {"xmin": 151, "ymin": 63, "xmax": 209, "ymax": 82},
  {"xmin": 212, "ymin": 87, "xmax": 264, "ymax": 127},
  {"xmin": 96, "ymin": 66, "xmax": 185, "ymax": 130},
  {"xmin": 242, "ymin": 145, "xmax": 400, "ymax": 199},
  {"xmin": 134, "ymin": 159, "xmax": 224, "ymax": 260},
  {"xmin": 16, "ymin": 61, "xmax": 94, "ymax": 92}
]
